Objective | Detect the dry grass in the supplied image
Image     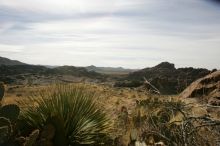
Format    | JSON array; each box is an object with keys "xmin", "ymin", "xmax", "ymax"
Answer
[
  {"xmin": 2, "ymin": 83, "xmax": 220, "ymax": 145},
  {"xmin": 3, "ymin": 83, "xmax": 216, "ymax": 122}
]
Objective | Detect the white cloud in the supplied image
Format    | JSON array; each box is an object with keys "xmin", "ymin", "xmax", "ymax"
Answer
[
  {"xmin": 0, "ymin": 44, "xmax": 24, "ymax": 52},
  {"xmin": 0, "ymin": 0, "xmax": 123, "ymax": 14},
  {"xmin": 0, "ymin": 0, "xmax": 220, "ymax": 69}
]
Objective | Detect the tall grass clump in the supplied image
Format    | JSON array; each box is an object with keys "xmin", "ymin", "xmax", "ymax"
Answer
[{"xmin": 18, "ymin": 84, "xmax": 111, "ymax": 145}]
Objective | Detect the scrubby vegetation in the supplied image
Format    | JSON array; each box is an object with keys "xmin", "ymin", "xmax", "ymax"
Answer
[
  {"xmin": 0, "ymin": 83, "xmax": 112, "ymax": 146},
  {"xmin": 112, "ymin": 96, "xmax": 220, "ymax": 145},
  {"xmin": 114, "ymin": 80, "xmax": 143, "ymax": 88},
  {"xmin": 0, "ymin": 80, "xmax": 220, "ymax": 146}
]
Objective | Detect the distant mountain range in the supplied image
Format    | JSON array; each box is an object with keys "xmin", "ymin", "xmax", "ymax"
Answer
[
  {"xmin": 0, "ymin": 56, "xmax": 106, "ymax": 84},
  {"xmin": 85, "ymin": 65, "xmax": 137, "ymax": 74},
  {"xmin": 0, "ymin": 56, "xmax": 217, "ymax": 95},
  {"xmin": 0, "ymin": 56, "xmax": 135, "ymax": 74}
]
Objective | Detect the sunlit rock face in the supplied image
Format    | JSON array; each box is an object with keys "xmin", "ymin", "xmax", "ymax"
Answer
[{"xmin": 180, "ymin": 70, "xmax": 220, "ymax": 106}]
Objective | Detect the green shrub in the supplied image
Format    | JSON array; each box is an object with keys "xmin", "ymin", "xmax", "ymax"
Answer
[{"xmin": 19, "ymin": 84, "xmax": 111, "ymax": 145}]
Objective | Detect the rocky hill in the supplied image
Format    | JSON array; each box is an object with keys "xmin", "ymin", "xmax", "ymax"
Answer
[{"xmin": 115, "ymin": 62, "xmax": 211, "ymax": 94}]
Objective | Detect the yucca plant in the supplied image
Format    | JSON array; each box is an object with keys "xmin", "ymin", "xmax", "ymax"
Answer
[{"xmin": 18, "ymin": 84, "xmax": 111, "ymax": 145}]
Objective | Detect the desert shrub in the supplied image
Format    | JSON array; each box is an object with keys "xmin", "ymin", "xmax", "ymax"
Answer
[
  {"xmin": 114, "ymin": 80, "xmax": 143, "ymax": 88},
  {"xmin": 133, "ymin": 97, "xmax": 220, "ymax": 146},
  {"xmin": 19, "ymin": 84, "xmax": 111, "ymax": 145}
]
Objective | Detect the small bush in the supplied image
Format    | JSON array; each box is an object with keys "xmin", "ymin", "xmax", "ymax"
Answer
[{"xmin": 133, "ymin": 97, "xmax": 220, "ymax": 146}]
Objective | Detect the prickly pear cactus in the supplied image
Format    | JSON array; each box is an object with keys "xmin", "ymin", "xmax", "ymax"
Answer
[
  {"xmin": 0, "ymin": 126, "xmax": 9, "ymax": 144},
  {"xmin": 0, "ymin": 82, "xmax": 4, "ymax": 101},
  {"xmin": 24, "ymin": 129, "xmax": 39, "ymax": 146},
  {"xmin": 0, "ymin": 104, "xmax": 20, "ymax": 122},
  {"xmin": 0, "ymin": 82, "xmax": 21, "ymax": 145},
  {"xmin": 0, "ymin": 117, "xmax": 12, "ymax": 144}
]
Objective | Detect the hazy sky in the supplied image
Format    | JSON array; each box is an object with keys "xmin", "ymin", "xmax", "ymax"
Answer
[{"xmin": 0, "ymin": 0, "xmax": 220, "ymax": 69}]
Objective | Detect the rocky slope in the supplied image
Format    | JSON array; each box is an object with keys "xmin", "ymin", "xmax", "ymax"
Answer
[{"xmin": 180, "ymin": 70, "xmax": 220, "ymax": 106}]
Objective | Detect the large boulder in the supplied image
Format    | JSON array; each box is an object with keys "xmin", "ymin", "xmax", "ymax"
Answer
[{"xmin": 179, "ymin": 71, "xmax": 220, "ymax": 106}]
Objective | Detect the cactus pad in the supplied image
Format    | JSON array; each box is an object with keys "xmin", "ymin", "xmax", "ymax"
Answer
[
  {"xmin": 0, "ymin": 126, "xmax": 9, "ymax": 143},
  {"xmin": 0, "ymin": 117, "xmax": 12, "ymax": 144},
  {"xmin": 0, "ymin": 104, "xmax": 20, "ymax": 122}
]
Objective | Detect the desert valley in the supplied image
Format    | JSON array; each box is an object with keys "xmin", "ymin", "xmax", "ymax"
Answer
[
  {"xmin": 0, "ymin": 56, "xmax": 219, "ymax": 146},
  {"xmin": 0, "ymin": 1, "xmax": 220, "ymax": 145}
]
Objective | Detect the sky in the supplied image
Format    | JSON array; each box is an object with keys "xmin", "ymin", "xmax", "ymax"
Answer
[{"xmin": 0, "ymin": 0, "xmax": 220, "ymax": 69}]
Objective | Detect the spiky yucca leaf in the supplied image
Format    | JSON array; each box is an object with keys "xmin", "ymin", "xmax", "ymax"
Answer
[{"xmin": 19, "ymin": 84, "xmax": 111, "ymax": 145}]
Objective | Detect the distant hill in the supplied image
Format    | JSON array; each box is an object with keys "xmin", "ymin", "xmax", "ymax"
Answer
[
  {"xmin": 0, "ymin": 64, "xmax": 106, "ymax": 84},
  {"xmin": 86, "ymin": 65, "xmax": 137, "ymax": 74},
  {"xmin": 47, "ymin": 66, "xmax": 105, "ymax": 79},
  {"xmin": 0, "ymin": 56, "xmax": 107, "ymax": 84},
  {"xmin": 0, "ymin": 56, "xmax": 26, "ymax": 65},
  {"xmin": 115, "ymin": 62, "xmax": 211, "ymax": 94}
]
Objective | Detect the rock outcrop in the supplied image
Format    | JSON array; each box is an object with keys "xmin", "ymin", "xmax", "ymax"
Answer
[
  {"xmin": 179, "ymin": 71, "xmax": 220, "ymax": 106},
  {"xmin": 115, "ymin": 62, "xmax": 211, "ymax": 94}
]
